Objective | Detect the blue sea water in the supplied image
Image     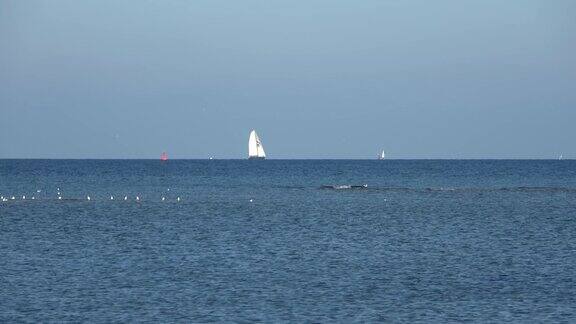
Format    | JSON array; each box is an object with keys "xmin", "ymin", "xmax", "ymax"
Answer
[{"xmin": 1, "ymin": 159, "xmax": 575, "ymax": 322}]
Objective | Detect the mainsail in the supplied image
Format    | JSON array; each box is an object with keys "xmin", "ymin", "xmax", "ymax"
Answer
[
  {"xmin": 248, "ymin": 130, "xmax": 266, "ymax": 159},
  {"xmin": 379, "ymin": 150, "xmax": 385, "ymax": 160}
]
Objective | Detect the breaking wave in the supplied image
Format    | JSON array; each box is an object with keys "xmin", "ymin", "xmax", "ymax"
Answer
[{"xmin": 319, "ymin": 185, "xmax": 576, "ymax": 193}]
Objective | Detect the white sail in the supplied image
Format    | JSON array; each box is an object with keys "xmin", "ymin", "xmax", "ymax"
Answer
[
  {"xmin": 258, "ymin": 134, "xmax": 266, "ymax": 158},
  {"xmin": 248, "ymin": 130, "xmax": 266, "ymax": 159},
  {"xmin": 379, "ymin": 150, "xmax": 385, "ymax": 160}
]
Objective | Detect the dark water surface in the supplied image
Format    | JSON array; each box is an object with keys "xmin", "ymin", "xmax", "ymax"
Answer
[{"xmin": 1, "ymin": 160, "xmax": 575, "ymax": 322}]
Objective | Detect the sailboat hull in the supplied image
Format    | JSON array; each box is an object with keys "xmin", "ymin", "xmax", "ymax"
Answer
[{"xmin": 248, "ymin": 156, "xmax": 265, "ymax": 160}]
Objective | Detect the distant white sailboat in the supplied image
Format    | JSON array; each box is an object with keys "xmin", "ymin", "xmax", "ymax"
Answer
[
  {"xmin": 248, "ymin": 130, "xmax": 266, "ymax": 160},
  {"xmin": 378, "ymin": 149, "xmax": 385, "ymax": 160},
  {"xmin": 559, "ymin": 154, "xmax": 563, "ymax": 160}
]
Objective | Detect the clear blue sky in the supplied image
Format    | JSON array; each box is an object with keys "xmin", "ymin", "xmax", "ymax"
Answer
[{"xmin": 1, "ymin": 0, "xmax": 574, "ymax": 159}]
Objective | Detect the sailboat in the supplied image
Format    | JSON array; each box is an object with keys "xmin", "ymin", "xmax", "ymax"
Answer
[
  {"xmin": 378, "ymin": 150, "xmax": 385, "ymax": 160},
  {"xmin": 559, "ymin": 154, "xmax": 563, "ymax": 160},
  {"xmin": 248, "ymin": 130, "xmax": 266, "ymax": 160},
  {"xmin": 160, "ymin": 152, "xmax": 168, "ymax": 161}
]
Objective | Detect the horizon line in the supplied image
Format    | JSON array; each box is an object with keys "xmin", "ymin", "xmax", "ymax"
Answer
[{"xmin": 0, "ymin": 158, "xmax": 571, "ymax": 161}]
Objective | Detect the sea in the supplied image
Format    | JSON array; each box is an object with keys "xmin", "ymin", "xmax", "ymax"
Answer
[{"xmin": 1, "ymin": 159, "xmax": 575, "ymax": 323}]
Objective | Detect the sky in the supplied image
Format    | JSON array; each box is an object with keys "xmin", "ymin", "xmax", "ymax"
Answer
[{"xmin": 1, "ymin": 0, "xmax": 575, "ymax": 159}]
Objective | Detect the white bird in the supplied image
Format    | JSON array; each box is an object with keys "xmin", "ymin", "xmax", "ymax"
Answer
[
  {"xmin": 177, "ymin": 197, "xmax": 181, "ymax": 202},
  {"xmin": 110, "ymin": 196, "xmax": 114, "ymax": 200},
  {"xmin": 124, "ymin": 196, "xmax": 128, "ymax": 201},
  {"xmin": 32, "ymin": 197, "xmax": 35, "ymax": 200},
  {"xmin": 22, "ymin": 196, "xmax": 26, "ymax": 200},
  {"xmin": 58, "ymin": 196, "xmax": 62, "ymax": 200},
  {"xmin": 37, "ymin": 190, "xmax": 41, "ymax": 193},
  {"xmin": 136, "ymin": 196, "xmax": 140, "ymax": 201},
  {"xmin": 87, "ymin": 196, "xmax": 91, "ymax": 201},
  {"xmin": 161, "ymin": 197, "xmax": 165, "ymax": 201},
  {"xmin": 11, "ymin": 196, "xmax": 15, "ymax": 200},
  {"xmin": 249, "ymin": 199, "xmax": 253, "ymax": 203}
]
